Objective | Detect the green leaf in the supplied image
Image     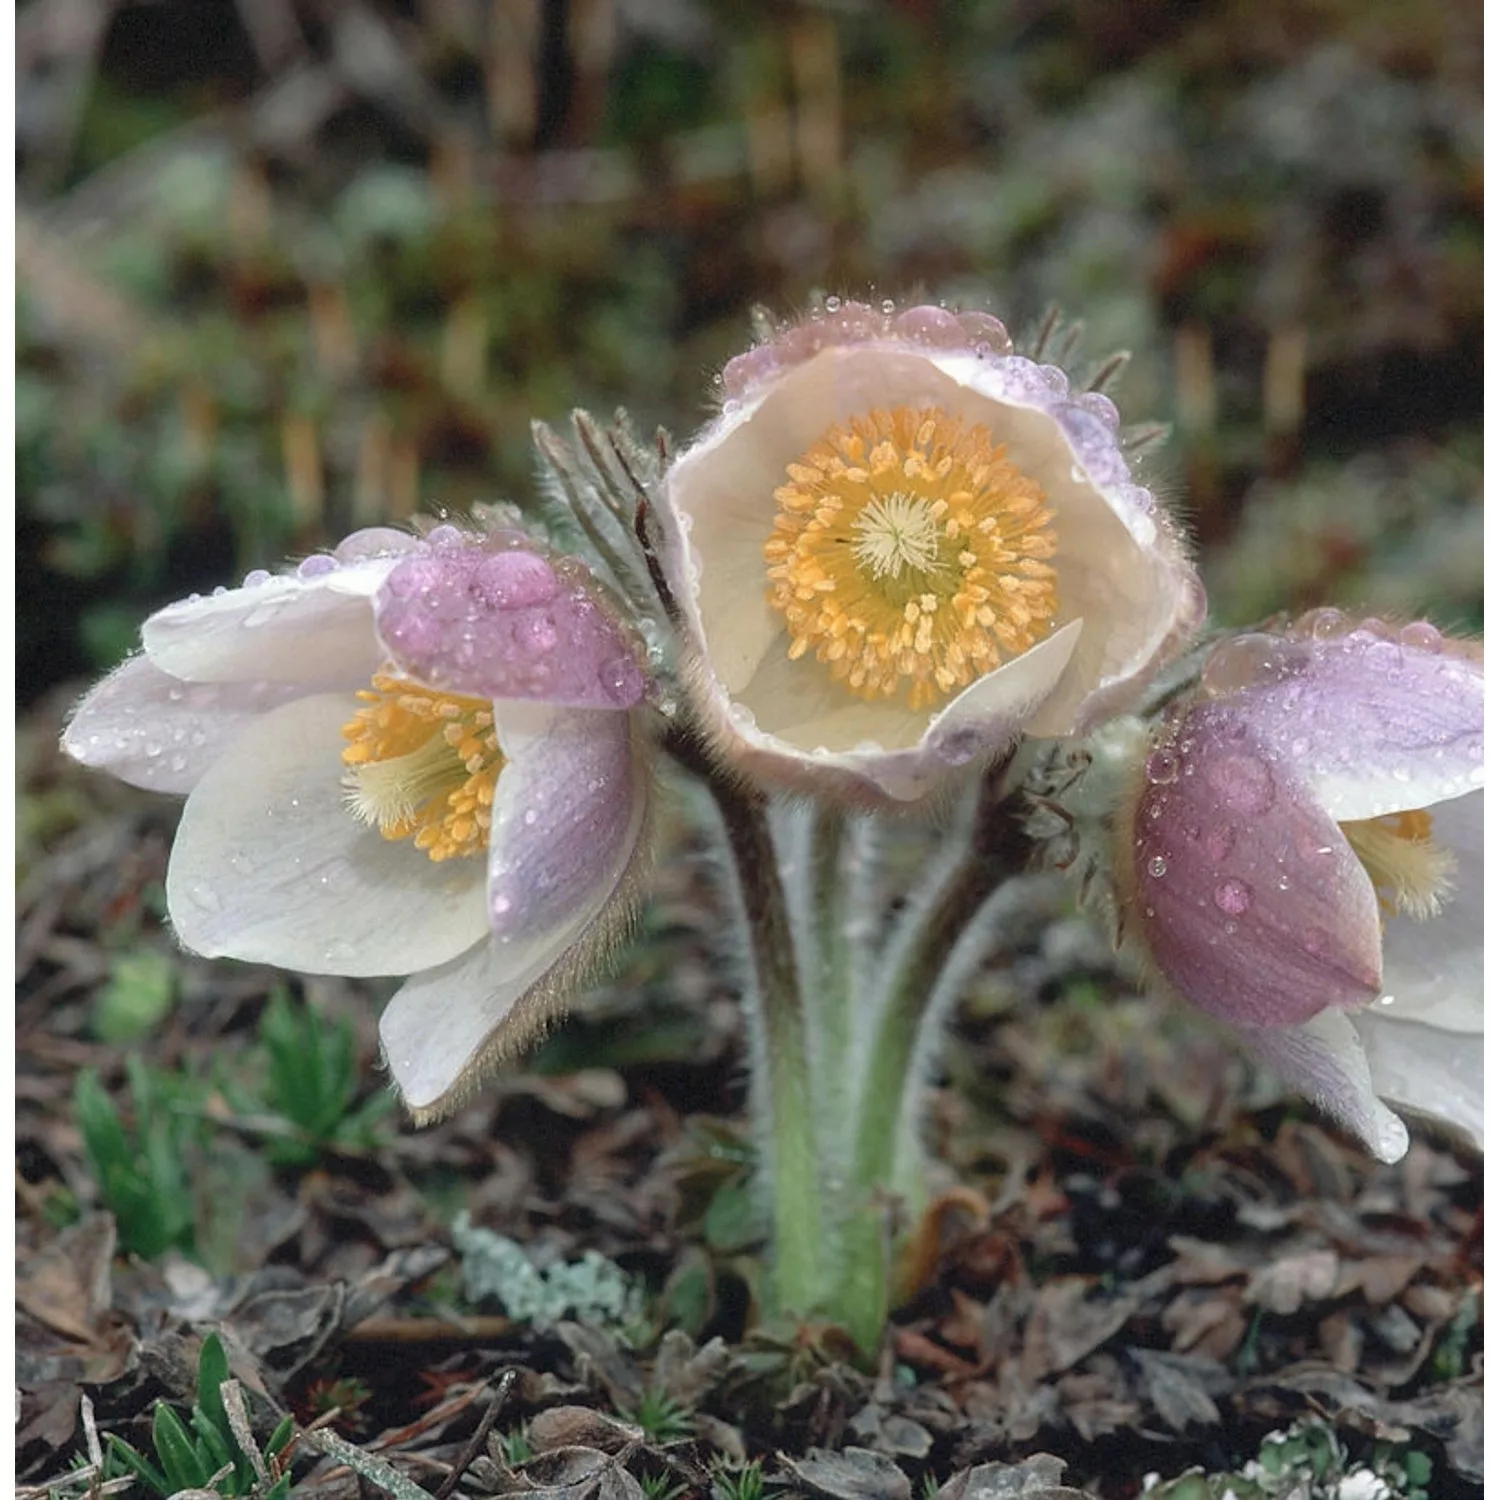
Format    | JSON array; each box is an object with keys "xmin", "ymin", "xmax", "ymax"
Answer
[
  {"xmin": 94, "ymin": 949, "xmax": 177, "ymax": 1043},
  {"xmin": 105, "ymin": 1433, "xmax": 171, "ymax": 1497},
  {"xmin": 703, "ymin": 1177, "xmax": 763, "ymax": 1254},
  {"xmin": 195, "ymin": 1333, "xmax": 232, "ymax": 1435},
  {"xmin": 151, "ymin": 1401, "xmax": 209, "ymax": 1492}
]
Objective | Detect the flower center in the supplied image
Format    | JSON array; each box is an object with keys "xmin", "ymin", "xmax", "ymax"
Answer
[
  {"xmin": 764, "ymin": 406, "xmax": 1059, "ymax": 710},
  {"xmin": 341, "ymin": 672, "xmax": 504, "ymax": 862},
  {"xmin": 1340, "ymin": 808, "xmax": 1455, "ymax": 920}
]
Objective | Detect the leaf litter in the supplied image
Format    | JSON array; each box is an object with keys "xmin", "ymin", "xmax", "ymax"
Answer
[{"xmin": 17, "ymin": 694, "xmax": 1480, "ymax": 1497}]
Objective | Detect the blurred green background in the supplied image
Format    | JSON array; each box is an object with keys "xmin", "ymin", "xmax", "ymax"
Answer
[{"xmin": 17, "ymin": 0, "xmax": 1482, "ymax": 707}]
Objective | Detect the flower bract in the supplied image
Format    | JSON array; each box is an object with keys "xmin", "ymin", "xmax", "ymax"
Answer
[
  {"xmin": 658, "ymin": 300, "xmax": 1204, "ymax": 802},
  {"xmin": 63, "ymin": 525, "xmax": 654, "ymax": 1120},
  {"xmin": 1119, "ymin": 613, "xmax": 1482, "ymax": 1161}
]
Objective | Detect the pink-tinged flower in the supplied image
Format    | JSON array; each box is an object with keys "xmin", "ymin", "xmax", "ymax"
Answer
[
  {"xmin": 1119, "ymin": 614, "xmax": 1482, "ymax": 1161},
  {"xmin": 657, "ymin": 300, "xmax": 1204, "ymax": 803},
  {"xmin": 63, "ymin": 525, "xmax": 653, "ymax": 1121}
]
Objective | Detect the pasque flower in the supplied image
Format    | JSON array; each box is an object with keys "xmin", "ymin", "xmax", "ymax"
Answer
[
  {"xmin": 658, "ymin": 299, "xmax": 1205, "ymax": 802},
  {"xmin": 1117, "ymin": 613, "xmax": 1482, "ymax": 1161},
  {"xmin": 63, "ymin": 524, "xmax": 654, "ymax": 1121}
]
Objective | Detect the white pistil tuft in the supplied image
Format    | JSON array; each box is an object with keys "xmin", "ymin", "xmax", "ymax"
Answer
[
  {"xmin": 1341, "ymin": 810, "xmax": 1456, "ymax": 921},
  {"xmin": 852, "ymin": 493, "xmax": 941, "ymax": 580},
  {"xmin": 344, "ymin": 734, "xmax": 463, "ymax": 834}
]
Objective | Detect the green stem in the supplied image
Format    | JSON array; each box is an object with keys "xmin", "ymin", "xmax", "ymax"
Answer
[
  {"xmin": 688, "ymin": 749, "xmax": 827, "ymax": 1321},
  {"xmin": 835, "ymin": 758, "xmax": 1032, "ymax": 1337}
]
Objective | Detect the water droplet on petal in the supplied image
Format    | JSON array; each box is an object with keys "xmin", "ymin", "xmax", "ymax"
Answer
[
  {"xmin": 1144, "ymin": 747, "xmax": 1180, "ymax": 785},
  {"xmin": 1206, "ymin": 823, "xmax": 1236, "ymax": 861},
  {"xmin": 1147, "ymin": 854, "xmax": 1168, "ymax": 878},
  {"xmin": 1208, "ymin": 752, "xmax": 1276, "ymax": 814},
  {"xmin": 1214, "ymin": 878, "xmax": 1252, "ymax": 916}
]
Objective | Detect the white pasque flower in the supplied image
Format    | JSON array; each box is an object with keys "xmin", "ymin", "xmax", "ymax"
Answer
[
  {"xmin": 1117, "ymin": 613, "xmax": 1483, "ymax": 1161},
  {"xmin": 62, "ymin": 525, "xmax": 653, "ymax": 1120},
  {"xmin": 658, "ymin": 300, "xmax": 1205, "ymax": 803}
]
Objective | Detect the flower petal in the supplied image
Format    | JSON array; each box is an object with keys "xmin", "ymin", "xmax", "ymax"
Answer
[
  {"xmin": 141, "ymin": 557, "xmax": 399, "ymax": 688},
  {"xmin": 379, "ymin": 700, "xmax": 651, "ymax": 1118},
  {"xmin": 1198, "ymin": 622, "xmax": 1484, "ymax": 822},
  {"xmin": 374, "ymin": 536, "xmax": 645, "ymax": 708},
  {"xmin": 1130, "ymin": 701, "xmax": 1383, "ymax": 1028},
  {"xmin": 166, "ymin": 694, "xmax": 489, "ymax": 974},
  {"xmin": 693, "ymin": 618, "xmax": 1084, "ymax": 803},
  {"xmin": 62, "ymin": 655, "xmax": 303, "ymax": 794},
  {"xmin": 1350, "ymin": 1009, "xmax": 1482, "ymax": 1152},
  {"xmin": 486, "ymin": 701, "xmax": 650, "ymax": 939},
  {"xmin": 1236, "ymin": 1009, "xmax": 1411, "ymax": 1163},
  {"xmin": 379, "ymin": 928, "xmax": 581, "ymax": 1120}
]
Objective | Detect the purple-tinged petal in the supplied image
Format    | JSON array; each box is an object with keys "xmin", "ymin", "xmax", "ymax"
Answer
[
  {"xmin": 1235, "ymin": 1009, "xmax": 1411, "ymax": 1164},
  {"xmin": 1198, "ymin": 621, "xmax": 1483, "ymax": 822},
  {"xmin": 166, "ymin": 694, "xmax": 489, "ymax": 975},
  {"xmin": 380, "ymin": 706, "xmax": 650, "ymax": 1119},
  {"xmin": 62, "ymin": 655, "xmax": 303, "ymax": 794},
  {"xmin": 141, "ymin": 559, "xmax": 397, "ymax": 688},
  {"xmin": 485, "ymin": 701, "xmax": 649, "ymax": 939},
  {"xmin": 1350, "ymin": 1009, "xmax": 1482, "ymax": 1152},
  {"xmin": 374, "ymin": 539, "xmax": 646, "ymax": 709},
  {"xmin": 1131, "ymin": 701, "xmax": 1383, "ymax": 1028}
]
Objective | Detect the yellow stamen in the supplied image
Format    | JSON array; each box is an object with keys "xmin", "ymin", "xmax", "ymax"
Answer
[
  {"xmin": 341, "ymin": 672, "xmax": 504, "ymax": 862},
  {"xmin": 764, "ymin": 406, "xmax": 1059, "ymax": 709},
  {"xmin": 1340, "ymin": 808, "xmax": 1454, "ymax": 920}
]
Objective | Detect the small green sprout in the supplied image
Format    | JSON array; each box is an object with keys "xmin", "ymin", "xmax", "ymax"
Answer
[
  {"xmin": 255, "ymin": 988, "xmax": 393, "ymax": 1167},
  {"xmin": 710, "ymin": 1458, "xmax": 766, "ymax": 1500},
  {"xmin": 622, "ymin": 1388, "xmax": 694, "ymax": 1444},
  {"xmin": 74, "ymin": 1059, "xmax": 202, "ymax": 1259},
  {"xmin": 102, "ymin": 1333, "xmax": 295, "ymax": 1497}
]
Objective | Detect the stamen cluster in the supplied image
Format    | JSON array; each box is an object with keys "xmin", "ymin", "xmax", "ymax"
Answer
[
  {"xmin": 764, "ymin": 406, "xmax": 1058, "ymax": 709},
  {"xmin": 341, "ymin": 672, "xmax": 504, "ymax": 862}
]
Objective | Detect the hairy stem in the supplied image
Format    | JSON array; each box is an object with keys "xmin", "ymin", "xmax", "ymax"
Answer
[
  {"xmin": 837, "ymin": 756, "xmax": 1033, "ymax": 1334},
  {"xmin": 673, "ymin": 735, "xmax": 827, "ymax": 1320}
]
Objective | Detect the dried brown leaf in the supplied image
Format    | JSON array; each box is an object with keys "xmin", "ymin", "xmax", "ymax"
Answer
[
  {"xmin": 785, "ymin": 1445, "xmax": 912, "ymax": 1500},
  {"xmin": 16, "ymin": 1213, "xmax": 115, "ymax": 1342},
  {"xmin": 1244, "ymin": 1248, "xmax": 1339, "ymax": 1315}
]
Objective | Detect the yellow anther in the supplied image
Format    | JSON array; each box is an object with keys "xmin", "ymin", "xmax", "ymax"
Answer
[
  {"xmin": 341, "ymin": 672, "xmax": 504, "ymax": 862},
  {"xmin": 764, "ymin": 406, "xmax": 1059, "ymax": 709}
]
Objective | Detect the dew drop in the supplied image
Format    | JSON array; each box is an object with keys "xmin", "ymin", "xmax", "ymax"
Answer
[
  {"xmin": 1144, "ymin": 747, "xmax": 1180, "ymax": 785},
  {"xmin": 1147, "ymin": 854, "xmax": 1168, "ymax": 878},
  {"xmin": 188, "ymin": 881, "xmax": 223, "ymax": 913},
  {"xmin": 243, "ymin": 568, "xmax": 271, "ymax": 588},
  {"xmin": 1398, "ymin": 621, "xmax": 1442, "ymax": 651},
  {"xmin": 297, "ymin": 554, "xmax": 337, "ymax": 579},
  {"xmin": 880, "ymin": 298, "xmax": 896, "ymax": 315},
  {"xmin": 1214, "ymin": 878, "xmax": 1252, "ymax": 916},
  {"xmin": 1206, "ymin": 823, "xmax": 1236, "ymax": 861},
  {"xmin": 1208, "ymin": 752, "xmax": 1276, "ymax": 814},
  {"xmin": 824, "ymin": 294, "xmax": 842, "ymax": 312}
]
